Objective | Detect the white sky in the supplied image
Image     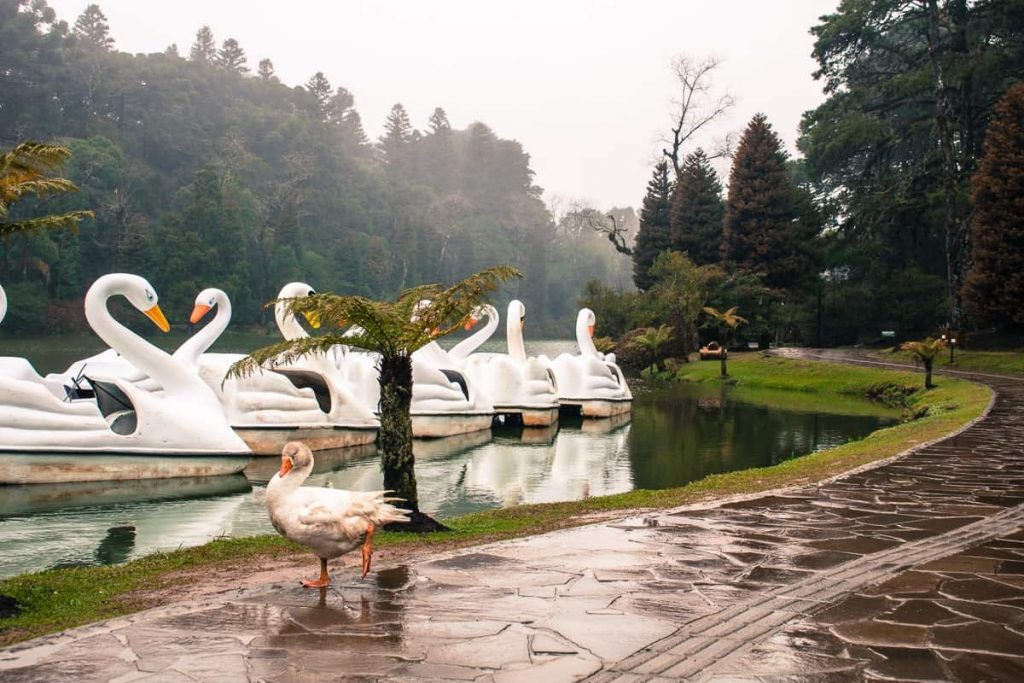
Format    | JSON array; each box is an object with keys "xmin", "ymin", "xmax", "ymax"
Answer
[{"xmin": 48, "ymin": 0, "xmax": 836, "ymax": 208}]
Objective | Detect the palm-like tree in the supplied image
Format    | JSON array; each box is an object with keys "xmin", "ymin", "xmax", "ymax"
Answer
[
  {"xmin": 0, "ymin": 142, "xmax": 93, "ymax": 237},
  {"xmin": 901, "ymin": 337, "xmax": 946, "ymax": 389},
  {"xmin": 230, "ymin": 265, "xmax": 521, "ymax": 531},
  {"xmin": 631, "ymin": 325, "xmax": 673, "ymax": 373},
  {"xmin": 703, "ymin": 306, "xmax": 747, "ymax": 377}
]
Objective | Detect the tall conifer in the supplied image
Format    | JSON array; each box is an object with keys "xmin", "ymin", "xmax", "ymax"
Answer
[
  {"xmin": 216, "ymin": 38, "xmax": 248, "ymax": 73},
  {"xmin": 721, "ymin": 114, "xmax": 801, "ymax": 290},
  {"xmin": 73, "ymin": 4, "xmax": 113, "ymax": 50},
  {"xmin": 632, "ymin": 160, "xmax": 673, "ymax": 291},
  {"xmin": 669, "ymin": 149, "xmax": 724, "ymax": 266},
  {"xmin": 189, "ymin": 26, "xmax": 216, "ymax": 63},
  {"xmin": 963, "ymin": 83, "xmax": 1024, "ymax": 327}
]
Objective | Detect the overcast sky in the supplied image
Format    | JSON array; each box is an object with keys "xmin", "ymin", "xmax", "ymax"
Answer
[{"xmin": 48, "ymin": 0, "xmax": 837, "ymax": 209}]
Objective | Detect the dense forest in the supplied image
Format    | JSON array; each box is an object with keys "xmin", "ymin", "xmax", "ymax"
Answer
[
  {"xmin": 593, "ymin": 0, "xmax": 1024, "ymax": 358},
  {"xmin": 0, "ymin": 0, "xmax": 631, "ymax": 335}
]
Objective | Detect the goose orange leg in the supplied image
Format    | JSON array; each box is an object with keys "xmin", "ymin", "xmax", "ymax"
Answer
[
  {"xmin": 361, "ymin": 523, "xmax": 375, "ymax": 579},
  {"xmin": 302, "ymin": 557, "xmax": 330, "ymax": 588}
]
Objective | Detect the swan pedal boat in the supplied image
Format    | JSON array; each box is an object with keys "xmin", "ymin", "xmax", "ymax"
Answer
[
  {"xmin": 200, "ymin": 286, "xmax": 379, "ymax": 455},
  {"xmin": 455, "ymin": 301, "xmax": 560, "ymax": 427},
  {"xmin": 544, "ymin": 308, "xmax": 632, "ymax": 418},
  {"xmin": 329, "ymin": 297, "xmax": 496, "ymax": 438},
  {"xmin": 0, "ymin": 276, "xmax": 251, "ymax": 484}
]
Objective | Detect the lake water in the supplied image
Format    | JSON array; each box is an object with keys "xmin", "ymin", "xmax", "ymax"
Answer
[{"xmin": 0, "ymin": 334, "xmax": 899, "ymax": 577}]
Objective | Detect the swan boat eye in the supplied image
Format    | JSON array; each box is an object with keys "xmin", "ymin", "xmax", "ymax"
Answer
[{"xmin": 145, "ymin": 289, "xmax": 155, "ymax": 302}]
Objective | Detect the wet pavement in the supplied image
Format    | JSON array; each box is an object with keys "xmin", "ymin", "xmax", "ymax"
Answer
[{"xmin": 1, "ymin": 355, "xmax": 1022, "ymax": 682}]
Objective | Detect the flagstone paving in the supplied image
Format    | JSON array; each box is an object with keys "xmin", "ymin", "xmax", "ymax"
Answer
[{"xmin": 1, "ymin": 355, "xmax": 1022, "ymax": 682}]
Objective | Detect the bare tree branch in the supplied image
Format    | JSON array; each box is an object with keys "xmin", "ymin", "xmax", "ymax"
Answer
[{"xmin": 661, "ymin": 55, "xmax": 735, "ymax": 176}]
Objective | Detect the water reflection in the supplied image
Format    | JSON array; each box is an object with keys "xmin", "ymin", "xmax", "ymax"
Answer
[{"xmin": 0, "ymin": 381, "xmax": 896, "ymax": 577}]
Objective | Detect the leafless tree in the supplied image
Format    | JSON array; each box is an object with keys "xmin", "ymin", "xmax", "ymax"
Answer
[{"xmin": 662, "ymin": 56, "xmax": 735, "ymax": 177}]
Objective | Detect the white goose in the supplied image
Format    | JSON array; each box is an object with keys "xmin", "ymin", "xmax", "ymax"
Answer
[
  {"xmin": 460, "ymin": 300, "xmax": 560, "ymax": 426},
  {"xmin": 266, "ymin": 442, "xmax": 409, "ymax": 587},
  {"xmin": 187, "ymin": 288, "xmax": 379, "ymax": 453},
  {"xmin": 543, "ymin": 308, "xmax": 632, "ymax": 417},
  {"xmin": 0, "ymin": 274, "xmax": 250, "ymax": 484}
]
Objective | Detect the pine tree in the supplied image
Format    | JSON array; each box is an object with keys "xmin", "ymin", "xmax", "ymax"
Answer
[
  {"xmin": 73, "ymin": 4, "xmax": 113, "ymax": 50},
  {"xmin": 632, "ymin": 160, "xmax": 673, "ymax": 291},
  {"xmin": 963, "ymin": 83, "xmax": 1024, "ymax": 328},
  {"xmin": 216, "ymin": 38, "xmax": 248, "ymax": 73},
  {"xmin": 343, "ymin": 110, "xmax": 369, "ymax": 148},
  {"xmin": 379, "ymin": 103, "xmax": 413, "ymax": 167},
  {"xmin": 189, "ymin": 25, "xmax": 216, "ymax": 64},
  {"xmin": 305, "ymin": 72, "xmax": 332, "ymax": 118},
  {"xmin": 257, "ymin": 58, "xmax": 276, "ymax": 82},
  {"xmin": 669, "ymin": 149, "xmax": 724, "ymax": 266},
  {"xmin": 428, "ymin": 107, "xmax": 451, "ymax": 134},
  {"xmin": 721, "ymin": 113, "xmax": 801, "ymax": 289}
]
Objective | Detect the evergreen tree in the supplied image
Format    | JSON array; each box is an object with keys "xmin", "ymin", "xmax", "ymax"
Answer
[
  {"xmin": 216, "ymin": 38, "xmax": 248, "ymax": 73},
  {"xmin": 73, "ymin": 4, "xmax": 113, "ymax": 50},
  {"xmin": 632, "ymin": 160, "xmax": 673, "ymax": 291},
  {"xmin": 257, "ymin": 58, "xmax": 276, "ymax": 82},
  {"xmin": 189, "ymin": 25, "xmax": 216, "ymax": 64},
  {"xmin": 669, "ymin": 149, "xmax": 724, "ymax": 266},
  {"xmin": 379, "ymin": 103, "xmax": 412, "ymax": 167},
  {"xmin": 343, "ymin": 110, "xmax": 369, "ymax": 147},
  {"xmin": 428, "ymin": 107, "xmax": 451, "ymax": 134},
  {"xmin": 721, "ymin": 114, "xmax": 801, "ymax": 290},
  {"xmin": 305, "ymin": 71, "xmax": 332, "ymax": 118},
  {"xmin": 963, "ymin": 83, "xmax": 1024, "ymax": 328}
]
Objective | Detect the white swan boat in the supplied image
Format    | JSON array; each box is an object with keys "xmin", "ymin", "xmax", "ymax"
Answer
[
  {"xmin": 543, "ymin": 308, "xmax": 632, "ymax": 417},
  {"xmin": 326, "ymin": 297, "xmax": 495, "ymax": 438},
  {"xmin": 0, "ymin": 275, "xmax": 250, "ymax": 484},
  {"xmin": 190, "ymin": 287, "xmax": 379, "ymax": 454},
  {"xmin": 458, "ymin": 301, "xmax": 560, "ymax": 426}
]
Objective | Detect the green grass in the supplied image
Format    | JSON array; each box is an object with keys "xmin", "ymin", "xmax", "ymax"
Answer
[
  {"xmin": 0, "ymin": 355, "xmax": 992, "ymax": 646},
  {"xmin": 871, "ymin": 348, "xmax": 1024, "ymax": 376}
]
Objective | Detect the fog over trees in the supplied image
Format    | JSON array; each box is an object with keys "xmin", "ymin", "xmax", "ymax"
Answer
[{"xmin": 0, "ymin": 0, "xmax": 627, "ymax": 334}]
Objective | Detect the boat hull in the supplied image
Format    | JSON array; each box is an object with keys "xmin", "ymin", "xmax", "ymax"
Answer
[
  {"xmin": 0, "ymin": 452, "xmax": 251, "ymax": 485},
  {"xmin": 412, "ymin": 413, "xmax": 494, "ymax": 438},
  {"xmin": 559, "ymin": 397, "xmax": 633, "ymax": 418},
  {"xmin": 235, "ymin": 425, "xmax": 378, "ymax": 456},
  {"xmin": 493, "ymin": 405, "xmax": 560, "ymax": 427}
]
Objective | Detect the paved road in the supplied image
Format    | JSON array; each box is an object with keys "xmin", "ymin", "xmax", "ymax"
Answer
[{"xmin": 1, "ymin": 350, "xmax": 1022, "ymax": 682}]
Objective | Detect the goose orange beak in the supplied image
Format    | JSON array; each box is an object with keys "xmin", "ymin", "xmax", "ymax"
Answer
[
  {"xmin": 464, "ymin": 316, "xmax": 479, "ymax": 331},
  {"xmin": 588, "ymin": 324, "xmax": 595, "ymax": 337},
  {"xmin": 144, "ymin": 305, "xmax": 170, "ymax": 333},
  {"xmin": 190, "ymin": 304, "xmax": 212, "ymax": 324},
  {"xmin": 278, "ymin": 458, "xmax": 293, "ymax": 478}
]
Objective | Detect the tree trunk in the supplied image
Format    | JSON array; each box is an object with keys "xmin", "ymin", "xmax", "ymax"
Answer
[
  {"xmin": 720, "ymin": 326, "xmax": 728, "ymax": 377},
  {"xmin": 924, "ymin": 359, "xmax": 934, "ymax": 389},
  {"xmin": 924, "ymin": 0, "xmax": 966, "ymax": 331},
  {"xmin": 377, "ymin": 354, "xmax": 447, "ymax": 532}
]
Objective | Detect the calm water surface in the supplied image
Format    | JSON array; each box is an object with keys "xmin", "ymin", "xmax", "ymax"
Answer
[{"xmin": 0, "ymin": 336, "xmax": 899, "ymax": 577}]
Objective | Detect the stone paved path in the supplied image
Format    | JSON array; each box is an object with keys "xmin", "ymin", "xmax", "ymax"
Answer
[{"xmin": 1, "ymin": 353, "xmax": 1022, "ymax": 682}]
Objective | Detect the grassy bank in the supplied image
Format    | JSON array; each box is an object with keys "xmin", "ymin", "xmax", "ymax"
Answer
[
  {"xmin": 0, "ymin": 355, "xmax": 991, "ymax": 646},
  {"xmin": 870, "ymin": 348, "xmax": 1024, "ymax": 376}
]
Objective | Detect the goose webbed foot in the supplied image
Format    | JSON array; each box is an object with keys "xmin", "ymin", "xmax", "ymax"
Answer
[{"xmin": 302, "ymin": 557, "xmax": 331, "ymax": 588}]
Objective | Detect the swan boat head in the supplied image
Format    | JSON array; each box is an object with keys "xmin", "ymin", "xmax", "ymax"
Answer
[{"xmin": 275, "ymin": 282, "xmax": 321, "ymax": 339}]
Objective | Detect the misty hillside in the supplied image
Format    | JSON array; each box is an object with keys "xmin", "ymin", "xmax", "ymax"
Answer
[{"xmin": 0, "ymin": 0, "xmax": 631, "ymax": 334}]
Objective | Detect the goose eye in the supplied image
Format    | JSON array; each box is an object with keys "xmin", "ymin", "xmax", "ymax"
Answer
[{"xmin": 145, "ymin": 290, "xmax": 154, "ymax": 302}]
